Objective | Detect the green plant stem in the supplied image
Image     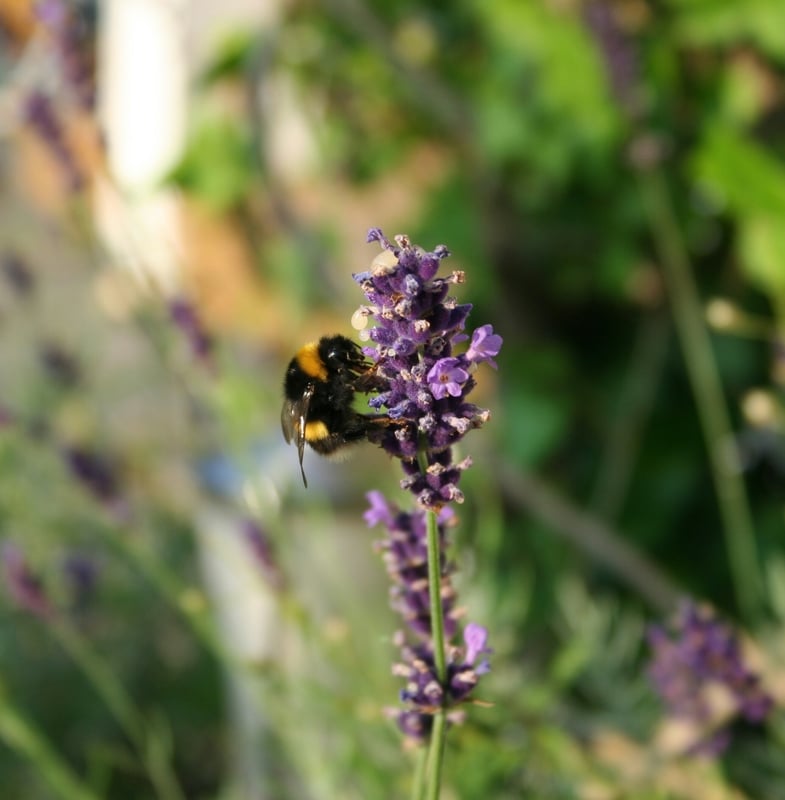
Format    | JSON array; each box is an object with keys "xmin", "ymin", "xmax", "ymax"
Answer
[
  {"xmin": 411, "ymin": 746, "xmax": 429, "ymax": 800},
  {"xmin": 639, "ymin": 168, "xmax": 763, "ymax": 620},
  {"xmin": 425, "ymin": 710, "xmax": 448, "ymax": 800},
  {"xmin": 426, "ymin": 509, "xmax": 447, "ymax": 683},
  {"xmin": 0, "ymin": 679, "xmax": 102, "ymax": 800},
  {"xmin": 422, "ymin": 508, "xmax": 449, "ymax": 800}
]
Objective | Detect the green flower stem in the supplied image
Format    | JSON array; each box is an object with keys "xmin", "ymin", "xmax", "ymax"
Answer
[
  {"xmin": 410, "ymin": 746, "xmax": 428, "ymax": 800},
  {"xmin": 426, "ymin": 508, "xmax": 447, "ymax": 683},
  {"xmin": 425, "ymin": 709, "xmax": 448, "ymax": 800},
  {"xmin": 422, "ymin": 508, "xmax": 449, "ymax": 800},
  {"xmin": 639, "ymin": 168, "xmax": 763, "ymax": 620},
  {"xmin": 0, "ymin": 677, "xmax": 102, "ymax": 800}
]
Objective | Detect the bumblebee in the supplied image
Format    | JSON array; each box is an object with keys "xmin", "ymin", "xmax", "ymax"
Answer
[{"xmin": 281, "ymin": 334, "xmax": 387, "ymax": 487}]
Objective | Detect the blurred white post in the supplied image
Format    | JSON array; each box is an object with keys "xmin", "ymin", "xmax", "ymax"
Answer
[{"xmin": 97, "ymin": 0, "xmax": 188, "ymax": 291}]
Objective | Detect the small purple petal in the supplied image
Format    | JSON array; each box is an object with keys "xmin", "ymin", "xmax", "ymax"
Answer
[
  {"xmin": 364, "ymin": 490, "xmax": 394, "ymax": 528},
  {"xmin": 464, "ymin": 622, "xmax": 492, "ymax": 666},
  {"xmin": 466, "ymin": 324, "xmax": 503, "ymax": 369},
  {"xmin": 427, "ymin": 358, "xmax": 469, "ymax": 400}
]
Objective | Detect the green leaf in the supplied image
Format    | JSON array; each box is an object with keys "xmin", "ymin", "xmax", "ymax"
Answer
[
  {"xmin": 166, "ymin": 115, "xmax": 253, "ymax": 212},
  {"xmin": 692, "ymin": 128, "xmax": 785, "ymax": 298},
  {"xmin": 693, "ymin": 128, "xmax": 785, "ymax": 218},
  {"xmin": 668, "ymin": 0, "xmax": 785, "ymax": 63},
  {"xmin": 739, "ymin": 216, "xmax": 785, "ymax": 296}
]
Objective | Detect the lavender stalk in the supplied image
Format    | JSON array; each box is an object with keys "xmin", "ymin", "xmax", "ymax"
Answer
[{"xmin": 356, "ymin": 229, "xmax": 500, "ymax": 796}]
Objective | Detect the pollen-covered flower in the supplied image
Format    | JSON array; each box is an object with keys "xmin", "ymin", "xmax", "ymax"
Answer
[
  {"xmin": 354, "ymin": 229, "xmax": 502, "ymax": 509},
  {"xmin": 647, "ymin": 600, "xmax": 773, "ymax": 756}
]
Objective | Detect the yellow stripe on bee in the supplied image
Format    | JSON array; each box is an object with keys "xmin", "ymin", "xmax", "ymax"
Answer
[
  {"xmin": 296, "ymin": 342, "xmax": 328, "ymax": 381},
  {"xmin": 305, "ymin": 420, "xmax": 330, "ymax": 441}
]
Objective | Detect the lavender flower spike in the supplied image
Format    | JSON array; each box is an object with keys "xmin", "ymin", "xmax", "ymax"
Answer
[
  {"xmin": 355, "ymin": 230, "xmax": 502, "ymax": 509},
  {"xmin": 357, "ymin": 230, "xmax": 498, "ymax": 758}
]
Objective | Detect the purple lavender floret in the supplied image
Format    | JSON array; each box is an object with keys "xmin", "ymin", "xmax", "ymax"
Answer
[
  {"xmin": 355, "ymin": 230, "xmax": 501, "ymax": 509},
  {"xmin": 390, "ymin": 622, "xmax": 492, "ymax": 742},
  {"xmin": 647, "ymin": 600, "xmax": 773, "ymax": 756}
]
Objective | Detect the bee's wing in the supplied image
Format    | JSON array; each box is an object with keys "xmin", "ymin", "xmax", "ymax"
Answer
[
  {"xmin": 281, "ymin": 383, "xmax": 314, "ymax": 487},
  {"xmin": 280, "ymin": 399, "xmax": 298, "ymax": 444}
]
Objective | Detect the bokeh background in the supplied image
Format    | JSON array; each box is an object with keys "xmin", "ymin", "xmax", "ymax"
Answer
[{"xmin": 1, "ymin": 0, "xmax": 785, "ymax": 798}]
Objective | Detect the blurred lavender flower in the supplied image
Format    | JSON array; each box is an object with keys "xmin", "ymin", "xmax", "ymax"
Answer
[
  {"xmin": 647, "ymin": 600, "xmax": 773, "ymax": 756},
  {"xmin": 34, "ymin": 0, "xmax": 97, "ymax": 110},
  {"xmin": 62, "ymin": 552, "xmax": 99, "ymax": 612},
  {"xmin": 2, "ymin": 542, "xmax": 52, "ymax": 618},
  {"xmin": 40, "ymin": 341, "xmax": 81, "ymax": 387},
  {"xmin": 241, "ymin": 518, "xmax": 285, "ymax": 591},
  {"xmin": 583, "ymin": 2, "xmax": 641, "ymax": 117},
  {"xmin": 23, "ymin": 90, "xmax": 85, "ymax": 192},
  {"xmin": 63, "ymin": 445, "xmax": 129, "ymax": 521},
  {"xmin": 366, "ymin": 490, "xmax": 492, "ymax": 742},
  {"xmin": 0, "ymin": 404, "xmax": 14, "ymax": 428},
  {"xmin": 1, "ymin": 251, "xmax": 36, "ymax": 297},
  {"xmin": 355, "ymin": 229, "xmax": 501, "ymax": 509},
  {"xmin": 169, "ymin": 297, "xmax": 215, "ymax": 371}
]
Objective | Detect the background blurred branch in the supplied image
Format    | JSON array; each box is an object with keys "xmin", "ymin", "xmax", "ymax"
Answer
[{"xmin": 501, "ymin": 461, "xmax": 681, "ymax": 614}]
